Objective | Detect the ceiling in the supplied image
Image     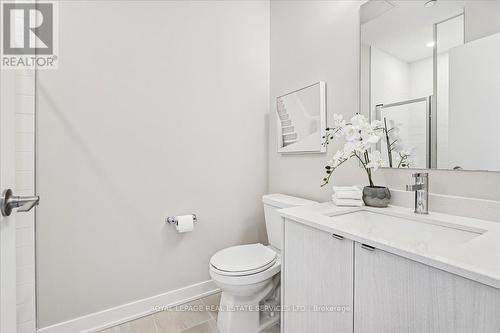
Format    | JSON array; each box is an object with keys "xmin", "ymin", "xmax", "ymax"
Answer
[{"xmin": 361, "ymin": 0, "xmax": 465, "ymax": 63}]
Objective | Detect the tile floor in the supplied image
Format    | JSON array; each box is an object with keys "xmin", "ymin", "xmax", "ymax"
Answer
[{"xmin": 98, "ymin": 292, "xmax": 280, "ymax": 333}]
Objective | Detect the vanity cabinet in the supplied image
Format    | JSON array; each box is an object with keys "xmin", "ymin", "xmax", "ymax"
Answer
[
  {"xmin": 282, "ymin": 219, "xmax": 500, "ymax": 333},
  {"xmin": 354, "ymin": 241, "xmax": 500, "ymax": 333},
  {"xmin": 282, "ymin": 220, "xmax": 354, "ymax": 333}
]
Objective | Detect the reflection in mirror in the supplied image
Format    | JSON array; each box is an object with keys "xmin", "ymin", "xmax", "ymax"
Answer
[
  {"xmin": 360, "ymin": 0, "xmax": 500, "ymax": 172},
  {"xmin": 376, "ymin": 97, "xmax": 430, "ymax": 168},
  {"xmin": 276, "ymin": 82, "xmax": 326, "ymax": 153}
]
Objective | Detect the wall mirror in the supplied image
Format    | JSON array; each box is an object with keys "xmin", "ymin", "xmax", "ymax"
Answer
[
  {"xmin": 360, "ymin": 0, "xmax": 500, "ymax": 171},
  {"xmin": 276, "ymin": 82, "xmax": 327, "ymax": 154}
]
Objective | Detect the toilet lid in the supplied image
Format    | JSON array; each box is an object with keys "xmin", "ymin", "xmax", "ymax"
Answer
[{"xmin": 210, "ymin": 243, "xmax": 277, "ymax": 275}]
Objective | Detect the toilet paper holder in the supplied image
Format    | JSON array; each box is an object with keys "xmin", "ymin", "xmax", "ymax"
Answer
[{"xmin": 165, "ymin": 214, "xmax": 198, "ymax": 226}]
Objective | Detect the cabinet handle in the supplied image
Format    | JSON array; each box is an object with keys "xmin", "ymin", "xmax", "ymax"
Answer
[
  {"xmin": 361, "ymin": 244, "xmax": 375, "ymax": 251},
  {"xmin": 331, "ymin": 233, "xmax": 344, "ymax": 240}
]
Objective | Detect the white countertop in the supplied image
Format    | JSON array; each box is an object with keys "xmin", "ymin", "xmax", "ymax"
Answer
[{"xmin": 279, "ymin": 202, "xmax": 500, "ymax": 289}]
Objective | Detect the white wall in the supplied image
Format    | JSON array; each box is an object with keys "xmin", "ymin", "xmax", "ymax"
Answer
[
  {"xmin": 36, "ymin": 1, "xmax": 269, "ymax": 327},
  {"xmin": 268, "ymin": 1, "xmax": 500, "ymax": 217},
  {"xmin": 408, "ymin": 56, "xmax": 433, "ymax": 98},
  {"xmin": 360, "ymin": 44, "xmax": 371, "ymax": 117},
  {"xmin": 448, "ymin": 32, "xmax": 500, "ymax": 171},
  {"xmin": 370, "ymin": 46, "xmax": 410, "ymax": 107},
  {"xmin": 465, "ymin": 0, "xmax": 500, "ymax": 43},
  {"xmin": 269, "ymin": 0, "xmax": 365, "ymax": 202},
  {"xmin": 434, "ymin": 54, "xmax": 450, "ymax": 169},
  {"xmin": 407, "ymin": 57, "xmax": 432, "ymax": 168}
]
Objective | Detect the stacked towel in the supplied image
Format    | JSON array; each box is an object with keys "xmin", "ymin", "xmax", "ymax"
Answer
[{"xmin": 332, "ymin": 186, "xmax": 363, "ymax": 207}]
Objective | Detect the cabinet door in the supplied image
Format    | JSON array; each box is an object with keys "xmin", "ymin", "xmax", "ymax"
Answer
[
  {"xmin": 354, "ymin": 242, "xmax": 500, "ymax": 333},
  {"xmin": 282, "ymin": 220, "xmax": 353, "ymax": 333}
]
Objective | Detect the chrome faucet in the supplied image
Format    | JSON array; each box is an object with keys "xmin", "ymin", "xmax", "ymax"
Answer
[{"xmin": 406, "ymin": 172, "xmax": 429, "ymax": 214}]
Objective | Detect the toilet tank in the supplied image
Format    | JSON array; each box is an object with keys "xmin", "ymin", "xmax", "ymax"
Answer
[{"xmin": 262, "ymin": 194, "xmax": 317, "ymax": 251}]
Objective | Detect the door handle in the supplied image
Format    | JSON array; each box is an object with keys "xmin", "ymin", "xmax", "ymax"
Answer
[{"xmin": 0, "ymin": 189, "xmax": 39, "ymax": 217}]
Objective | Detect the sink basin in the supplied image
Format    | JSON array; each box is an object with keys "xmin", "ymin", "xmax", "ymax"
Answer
[{"xmin": 327, "ymin": 210, "xmax": 486, "ymax": 252}]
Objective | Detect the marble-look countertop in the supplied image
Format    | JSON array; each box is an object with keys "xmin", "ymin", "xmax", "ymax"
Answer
[{"xmin": 279, "ymin": 202, "xmax": 500, "ymax": 289}]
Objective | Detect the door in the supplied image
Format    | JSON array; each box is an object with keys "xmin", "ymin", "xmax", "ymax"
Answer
[
  {"xmin": 0, "ymin": 64, "xmax": 18, "ymax": 333},
  {"xmin": 354, "ymin": 241, "xmax": 500, "ymax": 333},
  {"xmin": 0, "ymin": 68, "xmax": 39, "ymax": 332},
  {"xmin": 282, "ymin": 220, "xmax": 354, "ymax": 333}
]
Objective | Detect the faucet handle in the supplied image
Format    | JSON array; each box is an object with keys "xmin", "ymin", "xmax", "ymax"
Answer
[
  {"xmin": 408, "ymin": 173, "xmax": 429, "ymax": 214},
  {"xmin": 412, "ymin": 172, "xmax": 428, "ymax": 178},
  {"xmin": 406, "ymin": 184, "xmax": 423, "ymax": 191}
]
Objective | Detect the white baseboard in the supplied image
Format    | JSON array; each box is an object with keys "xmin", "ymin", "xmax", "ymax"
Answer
[{"xmin": 37, "ymin": 280, "xmax": 220, "ymax": 333}]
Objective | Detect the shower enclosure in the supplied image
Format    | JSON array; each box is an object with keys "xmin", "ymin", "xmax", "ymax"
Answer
[{"xmin": 375, "ymin": 96, "xmax": 434, "ymax": 169}]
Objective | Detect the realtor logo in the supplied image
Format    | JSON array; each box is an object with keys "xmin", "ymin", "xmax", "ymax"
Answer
[{"xmin": 1, "ymin": 1, "xmax": 58, "ymax": 69}]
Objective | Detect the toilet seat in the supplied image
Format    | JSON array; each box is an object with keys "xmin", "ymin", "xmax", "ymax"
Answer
[
  {"xmin": 210, "ymin": 255, "xmax": 281, "ymax": 286},
  {"xmin": 210, "ymin": 243, "xmax": 277, "ymax": 276},
  {"xmin": 210, "ymin": 258, "xmax": 276, "ymax": 277},
  {"xmin": 209, "ymin": 244, "xmax": 281, "ymax": 286}
]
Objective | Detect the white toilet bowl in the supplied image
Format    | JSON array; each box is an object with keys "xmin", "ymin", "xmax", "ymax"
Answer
[
  {"xmin": 209, "ymin": 243, "xmax": 281, "ymax": 333},
  {"xmin": 208, "ymin": 194, "xmax": 317, "ymax": 333}
]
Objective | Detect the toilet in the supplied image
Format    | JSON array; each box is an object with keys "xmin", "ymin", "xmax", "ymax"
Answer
[{"xmin": 209, "ymin": 194, "xmax": 316, "ymax": 333}]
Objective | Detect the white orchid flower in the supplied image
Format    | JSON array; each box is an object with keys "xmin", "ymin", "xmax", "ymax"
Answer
[
  {"xmin": 371, "ymin": 119, "xmax": 384, "ymax": 130},
  {"xmin": 396, "ymin": 151, "xmax": 413, "ymax": 168},
  {"xmin": 370, "ymin": 120, "xmax": 386, "ymax": 139},
  {"xmin": 331, "ymin": 150, "xmax": 346, "ymax": 167},
  {"xmin": 344, "ymin": 140, "xmax": 366, "ymax": 155},
  {"xmin": 322, "ymin": 112, "xmax": 400, "ymax": 186},
  {"xmin": 399, "ymin": 149, "xmax": 412, "ymax": 157},
  {"xmin": 344, "ymin": 126, "xmax": 361, "ymax": 142},
  {"xmin": 333, "ymin": 114, "xmax": 346, "ymax": 128},
  {"xmin": 350, "ymin": 114, "xmax": 369, "ymax": 130},
  {"xmin": 333, "ymin": 150, "xmax": 345, "ymax": 159},
  {"xmin": 326, "ymin": 150, "xmax": 348, "ymax": 168},
  {"xmin": 361, "ymin": 131, "xmax": 380, "ymax": 145},
  {"xmin": 342, "ymin": 141, "xmax": 356, "ymax": 156}
]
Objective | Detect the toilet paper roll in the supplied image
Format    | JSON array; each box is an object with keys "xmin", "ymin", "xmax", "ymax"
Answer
[{"xmin": 176, "ymin": 215, "xmax": 194, "ymax": 233}]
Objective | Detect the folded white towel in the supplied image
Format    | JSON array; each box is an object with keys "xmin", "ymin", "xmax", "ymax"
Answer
[
  {"xmin": 333, "ymin": 186, "xmax": 362, "ymax": 200},
  {"xmin": 332, "ymin": 196, "xmax": 364, "ymax": 207},
  {"xmin": 333, "ymin": 190, "xmax": 362, "ymax": 200},
  {"xmin": 333, "ymin": 186, "xmax": 360, "ymax": 192}
]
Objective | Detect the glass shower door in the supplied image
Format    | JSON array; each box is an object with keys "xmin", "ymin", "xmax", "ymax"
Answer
[{"xmin": 375, "ymin": 96, "xmax": 433, "ymax": 169}]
